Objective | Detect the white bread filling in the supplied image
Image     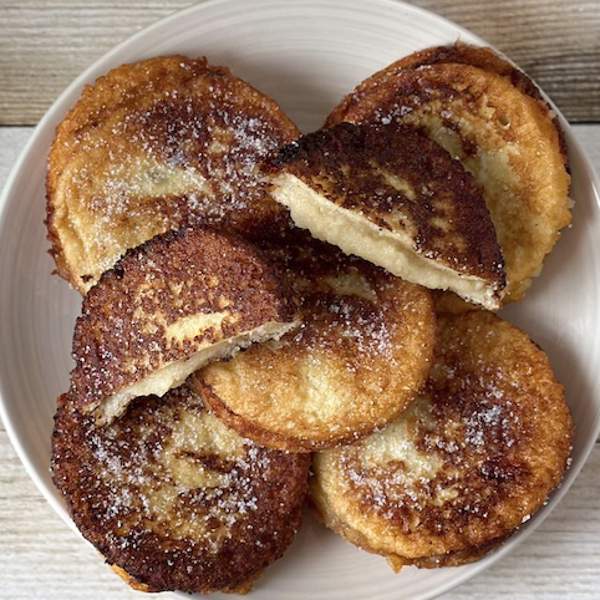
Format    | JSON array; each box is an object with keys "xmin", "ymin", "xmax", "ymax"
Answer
[
  {"xmin": 272, "ymin": 173, "xmax": 500, "ymax": 310},
  {"xmin": 96, "ymin": 320, "xmax": 298, "ymax": 424}
]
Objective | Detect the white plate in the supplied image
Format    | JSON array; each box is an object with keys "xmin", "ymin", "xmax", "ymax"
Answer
[{"xmin": 0, "ymin": 1, "xmax": 599, "ymax": 598}]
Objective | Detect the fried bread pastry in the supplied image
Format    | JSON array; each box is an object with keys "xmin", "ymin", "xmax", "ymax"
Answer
[
  {"xmin": 327, "ymin": 44, "xmax": 570, "ymax": 306},
  {"xmin": 311, "ymin": 311, "xmax": 572, "ymax": 568}
]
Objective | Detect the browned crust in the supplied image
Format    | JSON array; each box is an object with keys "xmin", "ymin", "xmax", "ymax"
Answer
[
  {"xmin": 392, "ymin": 43, "xmax": 569, "ymax": 164},
  {"xmin": 268, "ymin": 121, "xmax": 505, "ymax": 291},
  {"xmin": 111, "ymin": 565, "xmax": 153, "ymax": 593},
  {"xmin": 326, "ymin": 42, "xmax": 568, "ymax": 162},
  {"xmin": 197, "ymin": 378, "xmax": 318, "ymax": 453},
  {"xmin": 387, "ymin": 536, "xmax": 507, "ymax": 570},
  {"xmin": 52, "ymin": 386, "xmax": 310, "ymax": 593},
  {"xmin": 112, "ymin": 563, "xmax": 259, "ymax": 594},
  {"xmin": 70, "ymin": 225, "xmax": 295, "ymax": 414},
  {"xmin": 311, "ymin": 311, "xmax": 573, "ymax": 564},
  {"xmin": 46, "ymin": 55, "xmax": 299, "ymax": 293}
]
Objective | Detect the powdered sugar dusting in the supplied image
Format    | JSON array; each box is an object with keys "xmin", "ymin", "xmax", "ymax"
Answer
[
  {"xmin": 323, "ymin": 294, "xmax": 393, "ymax": 358},
  {"xmin": 79, "ymin": 389, "xmax": 277, "ymax": 553},
  {"xmin": 334, "ymin": 352, "xmax": 532, "ymax": 533},
  {"xmin": 288, "ymin": 268, "xmax": 397, "ymax": 362}
]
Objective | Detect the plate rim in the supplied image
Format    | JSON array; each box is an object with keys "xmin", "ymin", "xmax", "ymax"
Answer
[{"xmin": 0, "ymin": 1, "xmax": 599, "ymax": 598}]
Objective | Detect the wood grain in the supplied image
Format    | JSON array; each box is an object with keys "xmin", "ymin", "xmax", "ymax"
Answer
[
  {"xmin": 0, "ymin": 126, "xmax": 599, "ymax": 599},
  {"xmin": 1, "ymin": 0, "xmax": 599, "ymax": 125}
]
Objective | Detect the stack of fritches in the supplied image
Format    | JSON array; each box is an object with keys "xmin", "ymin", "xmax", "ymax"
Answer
[{"xmin": 48, "ymin": 44, "xmax": 573, "ymax": 593}]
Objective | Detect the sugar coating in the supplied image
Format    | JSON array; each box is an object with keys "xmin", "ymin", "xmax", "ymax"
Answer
[
  {"xmin": 47, "ymin": 56, "xmax": 299, "ymax": 292},
  {"xmin": 51, "ymin": 385, "xmax": 310, "ymax": 593},
  {"xmin": 312, "ymin": 311, "xmax": 573, "ymax": 565}
]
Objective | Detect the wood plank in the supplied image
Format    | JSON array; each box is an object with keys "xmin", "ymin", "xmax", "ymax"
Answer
[
  {"xmin": 0, "ymin": 1, "xmax": 188, "ymax": 126},
  {"xmin": 1, "ymin": 125, "xmax": 599, "ymax": 598},
  {"xmin": 0, "ymin": 0, "xmax": 599, "ymax": 125}
]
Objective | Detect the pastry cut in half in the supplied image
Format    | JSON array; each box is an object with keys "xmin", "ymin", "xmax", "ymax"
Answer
[
  {"xmin": 193, "ymin": 231, "xmax": 435, "ymax": 452},
  {"xmin": 51, "ymin": 384, "xmax": 310, "ymax": 593},
  {"xmin": 326, "ymin": 43, "xmax": 571, "ymax": 307},
  {"xmin": 47, "ymin": 55, "xmax": 299, "ymax": 293},
  {"xmin": 70, "ymin": 226, "xmax": 297, "ymax": 424},
  {"xmin": 268, "ymin": 122, "xmax": 505, "ymax": 310},
  {"xmin": 311, "ymin": 311, "xmax": 572, "ymax": 569}
]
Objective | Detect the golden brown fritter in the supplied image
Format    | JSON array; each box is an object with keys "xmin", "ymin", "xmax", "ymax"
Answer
[
  {"xmin": 267, "ymin": 122, "xmax": 505, "ymax": 309},
  {"xmin": 71, "ymin": 226, "xmax": 297, "ymax": 423},
  {"xmin": 51, "ymin": 384, "xmax": 310, "ymax": 594},
  {"xmin": 47, "ymin": 55, "xmax": 299, "ymax": 293},
  {"xmin": 327, "ymin": 44, "xmax": 571, "ymax": 305},
  {"xmin": 311, "ymin": 311, "xmax": 572, "ymax": 568},
  {"xmin": 193, "ymin": 229, "xmax": 435, "ymax": 452}
]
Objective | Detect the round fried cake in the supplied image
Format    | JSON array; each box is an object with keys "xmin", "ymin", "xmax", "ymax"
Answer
[
  {"xmin": 193, "ymin": 231, "xmax": 435, "ymax": 452},
  {"xmin": 51, "ymin": 384, "xmax": 310, "ymax": 594},
  {"xmin": 327, "ymin": 43, "xmax": 571, "ymax": 306},
  {"xmin": 47, "ymin": 55, "xmax": 299, "ymax": 293},
  {"xmin": 311, "ymin": 311, "xmax": 572, "ymax": 568},
  {"xmin": 71, "ymin": 226, "xmax": 297, "ymax": 424}
]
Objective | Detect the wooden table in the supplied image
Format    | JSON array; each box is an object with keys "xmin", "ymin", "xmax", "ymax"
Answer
[{"xmin": 1, "ymin": 2, "xmax": 599, "ymax": 598}]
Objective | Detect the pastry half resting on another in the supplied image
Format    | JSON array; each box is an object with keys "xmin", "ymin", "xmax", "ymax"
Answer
[
  {"xmin": 268, "ymin": 122, "xmax": 505, "ymax": 310},
  {"xmin": 70, "ymin": 226, "xmax": 297, "ymax": 424},
  {"xmin": 193, "ymin": 230, "xmax": 436, "ymax": 452},
  {"xmin": 326, "ymin": 43, "xmax": 571, "ymax": 308}
]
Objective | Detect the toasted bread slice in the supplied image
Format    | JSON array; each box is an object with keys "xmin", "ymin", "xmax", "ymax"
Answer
[
  {"xmin": 70, "ymin": 226, "xmax": 297, "ymax": 424},
  {"xmin": 311, "ymin": 311, "xmax": 572, "ymax": 568},
  {"xmin": 47, "ymin": 55, "xmax": 299, "ymax": 293},
  {"xmin": 192, "ymin": 230, "xmax": 435, "ymax": 452},
  {"xmin": 327, "ymin": 44, "xmax": 571, "ymax": 305},
  {"xmin": 268, "ymin": 122, "xmax": 505, "ymax": 309},
  {"xmin": 51, "ymin": 384, "xmax": 310, "ymax": 594}
]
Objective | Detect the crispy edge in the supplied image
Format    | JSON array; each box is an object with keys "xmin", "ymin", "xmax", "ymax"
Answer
[
  {"xmin": 310, "ymin": 488, "xmax": 506, "ymax": 571},
  {"xmin": 191, "ymin": 275, "xmax": 436, "ymax": 453},
  {"xmin": 195, "ymin": 373, "xmax": 429, "ymax": 453},
  {"xmin": 111, "ymin": 564, "xmax": 260, "ymax": 594},
  {"xmin": 326, "ymin": 42, "xmax": 568, "ymax": 165}
]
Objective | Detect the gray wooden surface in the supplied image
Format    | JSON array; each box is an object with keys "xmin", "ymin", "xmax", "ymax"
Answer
[
  {"xmin": 1, "ymin": 1, "xmax": 600, "ymax": 598},
  {"xmin": 1, "ymin": 124, "xmax": 600, "ymax": 600},
  {"xmin": 1, "ymin": 0, "xmax": 600, "ymax": 125}
]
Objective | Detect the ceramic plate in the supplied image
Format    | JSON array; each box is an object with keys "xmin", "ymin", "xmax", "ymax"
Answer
[{"xmin": 1, "ymin": 1, "xmax": 599, "ymax": 598}]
